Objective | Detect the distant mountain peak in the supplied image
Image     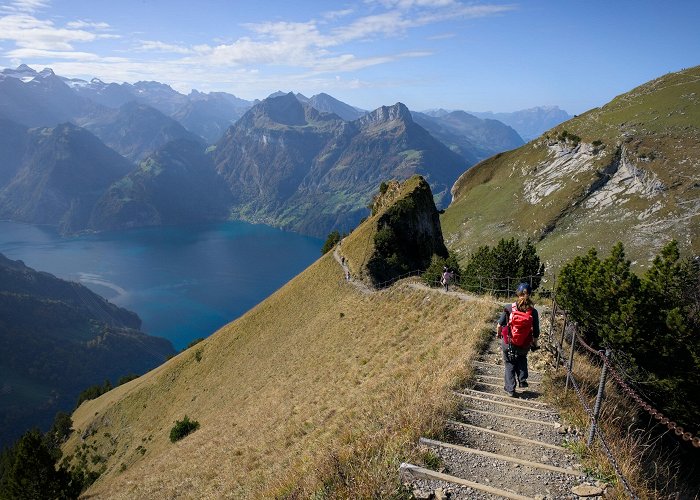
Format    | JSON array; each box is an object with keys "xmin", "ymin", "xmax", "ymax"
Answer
[
  {"xmin": 359, "ymin": 102, "xmax": 413, "ymax": 126},
  {"xmin": 38, "ymin": 68, "xmax": 56, "ymax": 78}
]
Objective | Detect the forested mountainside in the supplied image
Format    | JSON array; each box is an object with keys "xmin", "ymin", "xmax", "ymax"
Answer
[{"xmin": 0, "ymin": 253, "xmax": 175, "ymax": 448}]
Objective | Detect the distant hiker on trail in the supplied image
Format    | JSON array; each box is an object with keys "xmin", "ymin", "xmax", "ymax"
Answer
[
  {"xmin": 496, "ymin": 282, "xmax": 540, "ymax": 397},
  {"xmin": 441, "ymin": 267, "xmax": 453, "ymax": 292}
]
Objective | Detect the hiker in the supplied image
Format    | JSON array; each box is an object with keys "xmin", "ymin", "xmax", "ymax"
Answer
[
  {"xmin": 441, "ymin": 267, "xmax": 453, "ymax": 292},
  {"xmin": 496, "ymin": 282, "xmax": 540, "ymax": 397}
]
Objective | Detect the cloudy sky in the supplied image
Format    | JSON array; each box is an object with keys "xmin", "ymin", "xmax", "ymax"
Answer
[{"xmin": 1, "ymin": 0, "xmax": 698, "ymax": 114}]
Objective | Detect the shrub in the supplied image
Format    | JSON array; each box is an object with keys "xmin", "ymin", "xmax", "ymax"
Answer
[
  {"xmin": 186, "ymin": 337, "xmax": 206, "ymax": 350},
  {"xmin": 117, "ymin": 374, "xmax": 139, "ymax": 386},
  {"xmin": 556, "ymin": 241, "xmax": 700, "ymax": 429},
  {"xmin": 460, "ymin": 238, "xmax": 544, "ymax": 296},
  {"xmin": 169, "ymin": 416, "xmax": 200, "ymax": 443},
  {"xmin": 75, "ymin": 380, "xmax": 113, "ymax": 408},
  {"xmin": 321, "ymin": 230, "xmax": 342, "ymax": 255}
]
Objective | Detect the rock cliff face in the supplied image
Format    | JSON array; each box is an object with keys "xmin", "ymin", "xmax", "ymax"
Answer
[{"xmin": 342, "ymin": 176, "xmax": 448, "ymax": 286}]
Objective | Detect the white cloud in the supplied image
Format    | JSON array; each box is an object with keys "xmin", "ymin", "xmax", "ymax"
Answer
[
  {"xmin": 137, "ymin": 40, "xmax": 194, "ymax": 55},
  {"xmin": 66, "ymin": 20, "xmax": 111, "ymax": 30},
  {"xmin": 0, "ymin": 14, "xmax": 99, "ymax": 50},
  {"xmin": 3, "ymin": 0, "xmax": 50, "ymax": 13}
]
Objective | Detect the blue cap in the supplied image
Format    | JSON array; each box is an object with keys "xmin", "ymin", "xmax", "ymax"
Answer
[{"xmin": 516, "ymin": 282, "xmax": 532, "ymax": 294}]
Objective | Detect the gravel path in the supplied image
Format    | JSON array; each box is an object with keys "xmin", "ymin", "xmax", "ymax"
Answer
[{"xmin": 401, "ymin": 337, "xmax": 600, "ymax": 499}]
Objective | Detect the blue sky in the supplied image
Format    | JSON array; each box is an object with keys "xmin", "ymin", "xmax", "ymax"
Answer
[{"xmin": 0, "ymin": 0, "xmax": 698, "ymax": 114}]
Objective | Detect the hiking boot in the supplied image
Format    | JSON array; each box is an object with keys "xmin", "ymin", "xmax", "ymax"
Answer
[
  {"xmin": 519, "ymin": 381, "xmax": 529, "ymax": 388},
  {"xmin": 505, "ymin": 390, "xmax": 516, "ymax": 397}
]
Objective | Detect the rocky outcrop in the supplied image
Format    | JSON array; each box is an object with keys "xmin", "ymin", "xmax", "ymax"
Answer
[{"xmin": 365, "ymin": 176, "xmax": 448, "ymax": 285}]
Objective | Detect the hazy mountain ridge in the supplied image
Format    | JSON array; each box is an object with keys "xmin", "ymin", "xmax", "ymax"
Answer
[
  {"xmin": 467, "ymin": 106, "xmax": 573, "ymax": 141},
  {"xmin": 412, "ymin": 110, "xmax": 523, "ymax": 163},
  {"xmin": 79, "ymin": 101, "xmax": 204, "ymax": 162},
  {"xmin": 441, "ymin": 66, "xmax": 700, "ymax": 269},
  {"xmin": 0, "ymin": 123, "xmax": 135, "ymax": 233},
  {"xmin": 92, "ymin": 139, "xmax": 232, "ymax": 230},
  {"xmin": 0, "ymin": 253, "xmax": 175, "ymax": 448}
]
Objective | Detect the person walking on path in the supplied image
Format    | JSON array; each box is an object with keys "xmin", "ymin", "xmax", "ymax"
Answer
[
  {"xmin": 441, "ymin": 267, "xmax": 453, "ymax": 292},
  {"xmin": 496, "ymin": 282, "xmax": 539, "ymax": 397}
]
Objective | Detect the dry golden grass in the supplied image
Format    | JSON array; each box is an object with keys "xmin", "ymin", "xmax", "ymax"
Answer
[{"xmin": 64, "ymin": 250, "xmax": 496, "ymax": 499}]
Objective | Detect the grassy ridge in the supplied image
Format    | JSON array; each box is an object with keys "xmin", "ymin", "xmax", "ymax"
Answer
[
  {"xmin": 64, "ymin": 250, "xmax": 496, "ymax": 498},
  {"xmin": 442, "ymin": 66, "xmax": 700, "ymax": 271}
]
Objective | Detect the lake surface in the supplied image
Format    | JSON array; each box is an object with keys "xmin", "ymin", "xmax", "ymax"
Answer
[{"xmin": 0, "ymin": 221, "xmax": 322, "ymax": 350}]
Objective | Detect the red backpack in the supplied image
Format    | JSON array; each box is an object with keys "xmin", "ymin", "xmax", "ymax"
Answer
[{"xmin": 508, "ymin": 302, "xmax": 534, "ymax": 348}]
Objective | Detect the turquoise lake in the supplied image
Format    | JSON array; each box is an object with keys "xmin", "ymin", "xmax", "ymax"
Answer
[{"xmin": 0, "ymin": 221, "xmax": 322, "ymax": 350}]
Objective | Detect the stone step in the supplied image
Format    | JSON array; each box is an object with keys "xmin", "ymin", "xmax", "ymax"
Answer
[
  {"xmin": 400, "ymin": 463, "xmax": 533, "ymax": 500},
  {"xmin": 460, "ymin": 388, "xmax": 550, "ymax": 408},
  {"xmin": 454, "ymin": 393, "xmax": 557, "ymax": 418},
  {"xmin": 418, "ymin": 437, "xmax": 583, "ymax": 498},
  {"xmin": 445, "ymin": 421, "xmax": 573, "ymax": 467}
]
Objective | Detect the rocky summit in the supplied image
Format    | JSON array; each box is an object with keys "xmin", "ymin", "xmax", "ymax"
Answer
[{"xmin": 213, "ymin": 93, "xmax": 467, "ymax": 237}]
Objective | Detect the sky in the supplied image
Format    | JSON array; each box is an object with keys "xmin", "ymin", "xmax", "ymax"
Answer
[{"xmin": 0, "ymin": 0, "xmax": 698, "ymax": 115}]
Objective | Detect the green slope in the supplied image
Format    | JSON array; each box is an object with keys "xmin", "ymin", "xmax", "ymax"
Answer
[{"xmin": 442, "ymin": 66, "xmax": 700, "ymax": 271}]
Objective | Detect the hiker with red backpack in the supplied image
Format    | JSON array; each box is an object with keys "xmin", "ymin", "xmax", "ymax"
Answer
[{"xmin": 496, "ymin": 282, "xmax": 540, "ymax": 397}]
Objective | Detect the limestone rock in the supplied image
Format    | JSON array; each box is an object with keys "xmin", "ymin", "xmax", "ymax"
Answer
[{"xmin": 571, "ymin": 483, "xmax": 604, "ymax": 497}]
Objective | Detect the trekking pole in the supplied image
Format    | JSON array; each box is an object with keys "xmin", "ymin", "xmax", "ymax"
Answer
[{"xmin": 587, "ymin": 349, "xmax": 611, "ymax": 446}]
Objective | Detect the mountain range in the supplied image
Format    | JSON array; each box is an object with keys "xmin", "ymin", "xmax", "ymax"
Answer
[{"xmin": 0, "ymin": 65, "xmax": 556, "ymax": 238}]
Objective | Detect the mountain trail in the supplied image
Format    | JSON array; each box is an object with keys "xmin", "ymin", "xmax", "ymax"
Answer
[
  {"xmin": 333, "ymin": 245, "xmax": 374, "ymax": 294},
  {"xmin": 400, "ymin": 337, "xmax": 602, "ymax": 499}
]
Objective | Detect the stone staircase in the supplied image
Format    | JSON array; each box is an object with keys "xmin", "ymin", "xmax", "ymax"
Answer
[{"xmin": 400, "ymin": 338, "xmax": 604, "ymax": 499}]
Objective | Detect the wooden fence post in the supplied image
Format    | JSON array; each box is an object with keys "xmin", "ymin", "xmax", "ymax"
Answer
[
  {"xmin": 587, "ymin": 349, "xmax": 611, "ymax": 446},
  {"xmin": 565, "ymin": 327, "xmax": 576, "ymax": 393}
]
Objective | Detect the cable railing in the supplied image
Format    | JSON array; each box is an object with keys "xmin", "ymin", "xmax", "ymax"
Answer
[{"xmin": 547, "ymin": 300, "xmax": 700, "ymax": 499}]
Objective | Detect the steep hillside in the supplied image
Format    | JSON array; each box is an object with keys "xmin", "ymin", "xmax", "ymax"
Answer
[
  {"xmin": 0, "ymin": 253, "xmax": 175, "ymax": 448},
  {"xmin": 442, "ymin": 66, "xmax": 700, "ymax": 270},
  {"xmin": 214, "ymin": 93, "xmax": 466, "ymax": 237},
  {"xmin": 91, "ymin": 139, "xmax": 231, "ymax": 230},
  {"xmin": 62, "ymin": 184, "xmax": 495, "ymax": 498},
  {"xmin": 0, "ymin": 123, "xmax": 134, "ymax": 234},
  {"xmin": 80, "ymin": 101, "xmax": 204, "ymax": 162}
]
